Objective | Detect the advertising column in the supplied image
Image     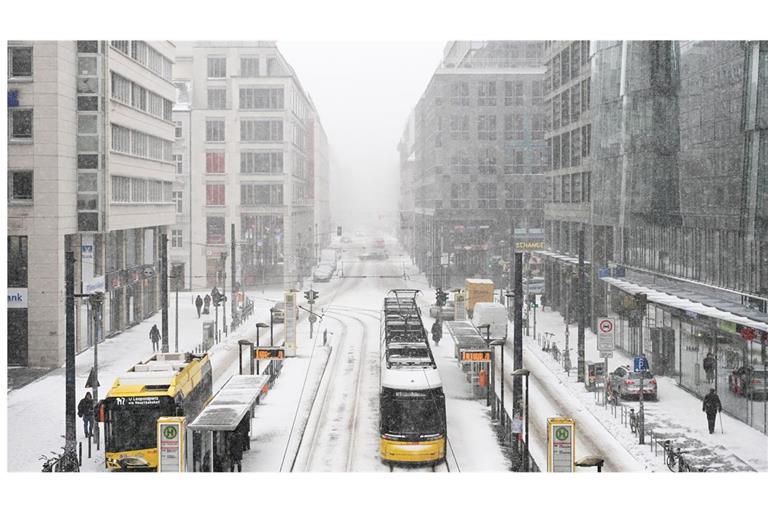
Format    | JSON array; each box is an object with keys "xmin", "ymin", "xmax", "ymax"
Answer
[{"xmin": 284, "ymin": 291, "xmax": 297, "ymax": 356}]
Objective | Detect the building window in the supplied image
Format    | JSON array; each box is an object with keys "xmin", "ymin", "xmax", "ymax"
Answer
[
  {"xmin": 505, "ymin": 149, "xmax": 524, "ymax": 174},
  {"xmin": 110, "ymin": 40, "xmax": 129, "ymax": 55},
  {"xmin": 111, "ymin": 176, "xmax": 130, "ymax": 202},
  {"xmin": 9, "ymin": 47, "xmax": 32, "ymax": 78},
  {"xmin": 8, "ymin": 235, "xmax": 28, "ymax": 287},
  {"xmin": 240, "ymin": 151, "xmax": 283, "ymax": 174},
  {"xmin": 450, "ymin": 152, "xmax": 470, "ymax": 174},
  {"xmin": 240, "ymin": 183, "xmax": 284, "ymax": 205},
  {"xmin": 241, "ymin": 119, "xmax": 283, "ymax": 141},
  {"xmin": 582, "ymin": 172, "xmax": 591, "ymax": 202},
  {"xmin": 111, "ymin": 72, "xmax": 131, "ymax": 104},
  {"xmin": 206, "ymin": 216, "xmax": 225, "ymax": 244},
  {"xmin": 552, "ymin": 54, "xmax": 561, "ymax": 89},
  {"xmin": 582, "ymin": 77, "xmax": 591, "ymax": 113},
  {"xmin": 532, "ymin": 80, "xmax": 543, "ymax": 105},
  {"xmin": 206, "ymin": 183, "xmax": 225, "ymax": 206},
  {"xmin": 561, "ymin": 131, "xmax": 571, "ymax": 168},
  {"xmin": 552, "ymin": 95, "xmax": 561, "ymax": 130},
  {"xmin": 173, "ymin": 154, "xmax": 183, "ymax": 174},
  {"xmin": 581, "ymin": 123, "xmax": 591, "ymax": 158},
  {"xmin": 477, "ymin": 183, "xmax": 497, "ymax": 209},
  {"xmin": 552, "ymin": 134, "xmax": 561, "ymax": 170},
  {"xmin": 206, "ymin": 151, "xmax": 225, "ymax": 174},
  {"xmin": 478, "ymin": 148, "xmax": 497, "ymax": 175},
  {"xmin": 571, "ymin": 83, "xmax": 581, "ymax": 123},
  {"xmin": 571, "ymin": 128, "xmax": 581, "ymax": 167},
  {"xmin": 478, "ymin": 81, "xmax": 497, "ymax": 106},
  {"xmin": 175, "ymin": 121, "xmax": 183, "ymax": 138},
  {"xmin": 504, "ymin": 183, "xmax": 524, "ymax": 209},
  {"xmin": 241, "ymin": 57, "xmax": 259, "ymax": 77},
  {"xmin": 532, "ymin": 115, "xmax": 544, "ymax": 140},
  {"xmin": 207, "ymin": 56, "xmax": 226, "ymax": 78},
  {"xmin": 207, "ymin": 88, "xmax": 227, "ymax": 109},
  {"xmin": 9, "ymin": 170, "xmax": 33, "ymax": 202},
  {"xmin": 450, "ymin": 183, "xmax": 470, "ymax": 209},
  {"xmin": 450, "ymin": 82, "xmax": 470, "ymax": 106},
  {"xmin": 239, "ymin": 87, "xmax": 284, "ymax": 109},
  {"xmin": 449, "ymin": 115, "xmax": 469, "ymax": 140},
  {"xmin": 561, "ymin": 91, "xmax": 570, "ymax": 126},
  {"xmin": 561, "ymin": 48, "xmax": 570, "ymax": 84},
  {"xmin": 131, "ymin": 82, "xmax": 147, "ymax": 111},
  {"xmin": 172, "ymin": 191, "xmax": 183, "ymax": 213},
  {"xmin": 171, "ymin": 229, "xmax": 183, "ymax": 248},
  {"xmin": 562, "ymin": 174, "xmax": 571, "ymax": 203},
  {"xmin": 111, "ymin": 124, "xmax": 130, "ymax": 153},
  {"xmin": 505, "ymin": 114, "xmax": 525, "ymax": 140},
  {"xmin": 505, "ymin": 81, "xmax": 524, "ymax": 107},
  {"xmin": 9, "ymin": 109, "xmax": 32, "ymax": 140},
  {"xmin": 477, "ymin": 115, "xmax": 497, "ymax": 140},
  {"xmin": 206, "ymin": 119, "xmax": 225, "ymax": 142},
  {"xmin": 571, "ymin": 41, "xmax": 581, "ymax": 77}
]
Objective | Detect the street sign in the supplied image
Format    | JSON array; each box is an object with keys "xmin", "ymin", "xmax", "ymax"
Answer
[
  {"xmin": 460, "ymin": 349, "xmax": 492, "ymax": 362},
  {"xmin": 547, "ymin": 418, "xmax": 575, "ymax": 472},
  {"xmin": 741, "ymin": 327, "xmax": 755, "ymax": 341},
  {"xmin": 633, "ymin": 355, "xmax": 649, "ymax": 372},
  {"xmin": 597, "ymin": 318, "xmax": 615, "ymax": 353},
  {"xmin": 157, "ymin": 417, "xmax": 186, "ymax": 472},
  {"xmin": 255, "ymin": 347, "xmax": 285, "ymax": 360},
  {"xmin": 85, "ymin": 367, "xmax": 100, "ymax": 388},
  {"xmin": 599, "ymin": 351, "xmax": 613, "ymax": 359}
]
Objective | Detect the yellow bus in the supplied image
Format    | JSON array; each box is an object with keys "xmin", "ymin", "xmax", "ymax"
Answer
[{"xmin": 101, "ymin": 352, "xmax": 212, "ymax": 471}]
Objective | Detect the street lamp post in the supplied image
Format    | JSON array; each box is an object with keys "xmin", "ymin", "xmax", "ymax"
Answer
[
  {"xmin": 490, "ymin": 338, "xmax": 506, "ymax": 432},
  {"xmin": 511, "ymin": 368, "xmax": 530, "ymax": 472},
  {"xmin": 478, "ymin": 324, "xmax": 492, "ymax": 410},
  {"xmin": 255, "ymin": 322, "xmax": 269, "ymax": 374},
  {"xmin": 238, "ymin": 339, "xmax": 254, "ymax": 375},
  {"xmin": 269, "ymin": 307, "xmax": 275, "ymax": 346}
]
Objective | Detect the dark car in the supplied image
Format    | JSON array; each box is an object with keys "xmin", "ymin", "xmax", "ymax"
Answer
[
  {"xmin": 729, "ymin": 367, "xmax": 768, "ymax": 400},
  {"xmin": 608, "ymin": 365, "xmax": 657, "ymax": 400}
]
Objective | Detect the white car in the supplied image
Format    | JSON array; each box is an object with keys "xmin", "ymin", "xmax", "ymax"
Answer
[{"xmin": 313, "ymin": 264, "xmax": 334, "ymax": 282}]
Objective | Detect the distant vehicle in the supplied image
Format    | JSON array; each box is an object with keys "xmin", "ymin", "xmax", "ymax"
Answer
[
  {"xmin": 429, "ymin": 300, "xmax": 455, "ymax": 320},
  {"xmin": 472, "ymin": 302, "xmax": 508, "ymax": 340},
  {"xmin": 729, "ymin": 367, "xmax": 768, "ymax": 400},
  {"xmin": 320, "ymin": 248, "xmax": 338, "ymax": 270},
  {"xmin": 465, "ymin": 279, "xmax": 494, "ymax": 318},
  {"xmin": 313, "ymin": 264, "xmax": 334, "ymax": 283},
  {"xmin": 341, "ymin": 236, "xmax": 352, "ymax": 243},
  {"xmin": 608, "ymin": 366, "xmax": 657, "ymax": 400},
  {"xmin": 272, "ymin": 301, "xmax": 298, "ymax": 323},
  {"xmin": 359, "ymin": 250, "xmax": 388, "ymax": 261},
  {"xmin": 523, "ymin": 277, "xmax": 545, "ymax": 295}
]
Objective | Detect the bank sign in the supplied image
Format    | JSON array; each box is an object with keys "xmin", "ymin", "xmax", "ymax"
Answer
[{"xmin": 8, "ymin": 288, "xmax": 28, "ymax": 309}]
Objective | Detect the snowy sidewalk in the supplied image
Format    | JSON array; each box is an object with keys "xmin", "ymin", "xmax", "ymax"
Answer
[{"xmin": 526, "ymin": 307, "xmax": 768, "ymax": 472}]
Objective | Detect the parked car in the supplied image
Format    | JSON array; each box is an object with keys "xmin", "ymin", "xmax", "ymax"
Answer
[
  {"xmin": 271, "ymin": 301, "xmax": 299, "ymax": 323},
  {"xmin": 608, "ymin": 365, "xmax": 657, "ymax": 400},
  {"xmin": 729, "ymin": 366, "xmax": 768, "ymax": 400},
  {"xmin": 313, "ymin": 264, "xmax": 334, "ymax": 282},
  {"xmin": 429, "ymin": 300, "xmax": 455, "ymax": 320},
  {"xmin": 359, "ymin": 250, "xmax": 388, "ymax": 260}
]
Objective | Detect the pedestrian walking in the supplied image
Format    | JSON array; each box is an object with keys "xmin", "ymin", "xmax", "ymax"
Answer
[
  {"xmin": 431, "ymin": 319, "xmax": 442, "ymax": 346},
  {"xmin": 149, "ymin": 324, "xmax": 160, "ymax": 352},
  {"xmin": 203, "ymin": 294, "xmax": 211, "ymax": 315},
  {"xmin": 77, "ymin": 391, "xmax": 95, "ymax": 438},
  {"xmin": 195, "ymin": 295, "xmax": 203, "ymax": 319},
  {"xmin": 540, "ymin": 294, "xmax": 547, "ymax": 312},
  {"xmin": 703, "ymin": 352, "xmax": 716, "ymax": 384},
  {"xmin": 702, "ymin": 388, "xmax": 722, "ymax": 434},
  {"xmin": 228, "ymin": 430, "xmax": 243, "ymax": 472}
]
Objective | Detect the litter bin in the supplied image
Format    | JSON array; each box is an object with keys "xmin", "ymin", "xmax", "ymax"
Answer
[{"xmin": 202, "ymin": 321, "xmax": 215, "ymax": 351}]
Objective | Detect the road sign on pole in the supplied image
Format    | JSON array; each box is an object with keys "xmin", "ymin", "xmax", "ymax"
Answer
[
  {"xmin": 633, "ymin": 355, "xmax": 649, "ymax": 372},
  {"xmin": 597, "ymin": 318, "xmax": 615, "ymax": 354}
]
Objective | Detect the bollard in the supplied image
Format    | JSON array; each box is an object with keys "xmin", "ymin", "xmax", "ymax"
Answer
[
  {"xmin": 96, "ymin": 427, "xmax": 100, "ymax": 451},
  {"xmin": 78, "ymin": 442, "xmax": 82, "ymax": 467},
  {"xmin": 88, "ymin": 435, "xmax": 92, "ymax": 459}
]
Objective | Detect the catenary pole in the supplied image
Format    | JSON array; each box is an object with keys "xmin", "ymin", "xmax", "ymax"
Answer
[
  {"xmin": 513, "ymin": 252, "xmax": 524, "ymax": 413},
  {"xmin": 161, "ymin": 233, "xmax": 169, "ymax": 353},
  {"xmin": 231, "ymin": 223, "xmax": 236, "ymax": 330},
  {"xmin": 577, "ymin": 229, "xmax": 585, "ymax": 383},
  {"xmin": 63, "ymin": 251, "xmax": 78, "ymax": 470}
]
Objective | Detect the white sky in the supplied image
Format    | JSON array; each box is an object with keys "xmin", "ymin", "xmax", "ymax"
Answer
[{"xmin": 278, "ymin": 42, "xmax": 445, "ymax": 229}]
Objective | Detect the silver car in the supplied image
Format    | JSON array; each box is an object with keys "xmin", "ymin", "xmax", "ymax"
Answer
[{"xmin": 609, "ymin": 366, "xmax": 658, "ymax": 400}]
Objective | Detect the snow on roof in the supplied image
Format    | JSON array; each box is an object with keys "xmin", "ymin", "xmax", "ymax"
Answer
[
  {"xmin": 466, "ymin": 278, "xmax": 494, "ymax": 284},
  {"xmin": 188, "ymin": 374, "xmax": 269, "ymax": 431},
  {"xmin": 602, "ymin": 277, "xmax": 768, "ymax": 333},
  {"xmin": 382, "ymin": 366, "xmax": 442, "ymax": 390}
]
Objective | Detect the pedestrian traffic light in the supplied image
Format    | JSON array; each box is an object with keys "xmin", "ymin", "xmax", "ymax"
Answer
[
  {"xmin": 304, "ymin": 291, "xmax": 311, "ymax": 301},
  {"xmin": 337, "ymin": 226, "xmax": 342, "ymax": 237},
  {"xmin": 311, "ymin": 290, "xmax": 319, "ymax": 301},
  {"xmin": 435, "ymin": 288, "xmax": 448, "ymax": 306}
]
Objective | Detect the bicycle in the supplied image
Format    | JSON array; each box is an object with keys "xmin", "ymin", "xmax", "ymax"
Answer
[
  {"xmin": 39, "ymin": 452, "xmax": 63, "ymax": 472},
  {"xmin": 552, "ymin": 343, "xmax": 561, "ymax": 363}
]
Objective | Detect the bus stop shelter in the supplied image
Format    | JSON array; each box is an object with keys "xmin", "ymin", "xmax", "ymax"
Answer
[
  {"xmin": 446, "ymin": 320, "xmax": 491, "ymax": 398},
  {"xmin": 187, "ymin": 374, "xmax": 269, "ymax": 472}
]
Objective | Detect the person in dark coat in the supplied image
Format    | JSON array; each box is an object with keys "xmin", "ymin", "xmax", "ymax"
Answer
[
  {"xmin": 702, "ymin": 388, "xmax": 722, "ymax": 434},
  {"xmin": 540, "ymin": 295, "xmax": 547, "ymax": 312},
  {"xmin": 228, "ymin": 430, "xmax": 244, "ymax": 472},
  {"xmin": 431, "ymin": 320, "xmax": 443, "ymax": 345},
  {"xmin": 149, "ymin": 324, "xmax": 160, "ymax": 352},
  {"xmin": 77, "ymin": 392, "xmax": 95, "ymax": 438},
  {"xmin": 203, "ymin": 294, "xmax": 211, "ymax": 315},
  {"xmin": 195, "ymin": 295, "xmax": 203, "ymax": 318},
  {"xmin": 703, "ymin": 352, "xmax": 716, "ymax": 384}
]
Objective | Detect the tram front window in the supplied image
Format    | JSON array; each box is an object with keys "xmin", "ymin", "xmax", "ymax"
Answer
[{"xmin": 382, "ymin": 397, "xmax": 443, "ymax": 436}]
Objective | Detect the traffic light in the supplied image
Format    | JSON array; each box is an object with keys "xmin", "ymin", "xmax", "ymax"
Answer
[
  {"xmin": 304, "ymin": 290, "xmax": 320, "ymax": 304},
  {"xmin": 304, "ymin": 291, "xmax": 311, "ymax": 301},
  {"xmin": 435, "ymin": 288, "xmax": 448, "ymax": 306},
  {"xmin": 337, "ymin": 226, "xmax": 342, "ymax": 237}
]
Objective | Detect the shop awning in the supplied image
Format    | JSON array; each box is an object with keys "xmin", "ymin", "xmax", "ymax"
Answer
[
  {"xmin": 188, "ymin": 374, "xmax": 269, "ymax": 432},
  {"xmin": 601, "ymin": 277, "xmax": 768, "ymax": 333},
  {"xmin": 536, "ymin": 250, "xmax": 591, "ymax": 267}
]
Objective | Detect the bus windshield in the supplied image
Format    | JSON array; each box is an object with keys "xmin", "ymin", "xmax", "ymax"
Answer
[
  {"xmin": 105, "ymin": 397, "xmax": 176, "ymax": 452},
  {"xmin": 382, "ymin": 396, "xmax": 443, "ymax": 435}
]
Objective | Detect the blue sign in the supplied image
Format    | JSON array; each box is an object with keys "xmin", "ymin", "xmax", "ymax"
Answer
[
  {"xmin": 8, "ymin": 90, "xmax": 19, "ymax": 107},
  {"xmin": 598, "ymin": 267, "xmax": 610, "ymax": 278},
  {"xmin": 613, "ymin": 266, "xmax": 626, "ymax": 278},
  {"xmin": 633, "ymin": 356, "xmax": 648, "ymax": 372}
]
